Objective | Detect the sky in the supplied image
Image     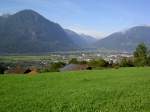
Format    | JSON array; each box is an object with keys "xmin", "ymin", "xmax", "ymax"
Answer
[{"xmin": 0, "ymin": 0, "xmax": 150, "ymax": 38}]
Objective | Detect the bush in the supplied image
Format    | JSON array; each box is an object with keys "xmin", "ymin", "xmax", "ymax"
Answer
[
  {"xmin": 69, "ymin": 58, "xmax": 79, "ymax": 64},
  {"xmin": 88, "ymin": 58, "xmax": 109, "ymax": 68},
  {"xmin": 39, "ymin": 62, "xmax": 66, "ymax": 73},
  {"xmin": 120, "ymin": 58, "xmax": 134, "ymax": 67},
  {"xmin": 113, "ymin": 65, "xmax": 120, "ymax": 69},
  {"xmin": 79, "ymin": 61, "xmax": 87, "ymax": 64},
  {"xmin": 49, "ymin": 62, "xmax": 66, "ymax": 72},
  {"xmin": 0, "ymin": 63, "xmax": 7, "ymax": 74}
]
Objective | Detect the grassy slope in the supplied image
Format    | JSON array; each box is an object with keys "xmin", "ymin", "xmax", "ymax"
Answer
[{"xmin": 0, "ymin": 67, "xmax": 150, "ymax": 112}]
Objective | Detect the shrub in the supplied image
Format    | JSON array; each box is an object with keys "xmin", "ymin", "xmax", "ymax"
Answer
[
  {"xmin": 69, "ymin": 58, "xmax": 79, "ymax": 64},
  {"xmin": 50, "ymin": 62, "xmax": 66, "ymax": 72},
  {"xmin": 88, "ymin": 58, "xmax": 109, "ymax": 68},
  {"xmin": 120, "ymin": 58, "xmax": 134, "ymax": 67},
  {"xmin": 0, "ymin": 63, "xmax": 7, "ymax": 74},
  {"xmin": 79, "ymin": 61, "xmax": 87, "ymax": 64}
]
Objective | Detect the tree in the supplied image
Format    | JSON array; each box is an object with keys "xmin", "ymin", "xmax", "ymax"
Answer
[
  {"xmin": 97, "ymin": 58, "xmax": 109, "ymax": 67},
  {"xmin": 79, "ymin": 61, "xmax": 87, "ymax": 64},
  {"xmin": 133, "ymin": 43, "xmax": 148, "ymax": 66},
  {"xmin": 120, "ymin": 57, "xmax": 134, "ymax": 67},
  {"xmin": 40, "ymin": 62, "xmax": 66, "ymax": 73},
  {"xmin": 0, "ymin": 63, "xmax": 7, "ymax": 74},
  {"xmin": 50, "ymin": 62, "xmax": 66, "ymax": 72},
  {"xmin": 147, "ymin": 56, "xmax": 150, "ymax": 66},
  {"xmin": 69, "ymin": 58, "xmax": 79, "ymax": 64},
  {"xmin": 88, "ymin": 58, "xmax": 109, "ymax": 68}
]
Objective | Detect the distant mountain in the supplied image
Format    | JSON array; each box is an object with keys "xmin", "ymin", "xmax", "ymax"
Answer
[
  {"xmin": 95, "ymin": 26, "xmax": 150, "ymax": 52},
  {"xmin": 80, "ymin": 34, "xmax": 97, "ymax": 45},
  {"xmin": 65, "ymin": 29, "xmax": 97, "ymax": 48},
  {"xmin": 0, "ymin": 10, "xmax": 77, "ymax": 54}
]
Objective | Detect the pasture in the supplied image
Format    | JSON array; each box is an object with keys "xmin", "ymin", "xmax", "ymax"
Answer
[{"xmin": 0, "ymin": 67, "xmax": 150, "ymax": 112}]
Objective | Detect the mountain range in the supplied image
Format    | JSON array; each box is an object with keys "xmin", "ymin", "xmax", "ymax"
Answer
[
  {"xmin": 95, "ymin": 26, "xmax": 150, "ymax": 52},
  {"xmin": 0, "ymin": 9, "xmax": 150, "ymax": 54},
  {"xmin": 65, "ymin": 29, "xmax": 97, "ymax": 48},
  {"xmin": 0, "ymin": 9, "xmax": 96, "ymax": 54}
]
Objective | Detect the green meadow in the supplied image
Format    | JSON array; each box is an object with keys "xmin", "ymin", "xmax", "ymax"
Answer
[
  {"xmin": 0, "ymin": 56, "xmax": 52, "ymax": 62},
  {"xmin": 0, "ymin": 67, "xmax": 150, "ymax": 112}
]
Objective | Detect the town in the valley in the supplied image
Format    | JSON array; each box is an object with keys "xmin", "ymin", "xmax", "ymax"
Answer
[{"xmin": 0, "ymin": 50, "xmax": 133, "ymax": 74}]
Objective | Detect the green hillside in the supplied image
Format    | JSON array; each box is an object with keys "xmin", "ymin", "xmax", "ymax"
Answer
[{"xmin": 0, "ymin": 67, "xmax": 150, "ymax": 112}]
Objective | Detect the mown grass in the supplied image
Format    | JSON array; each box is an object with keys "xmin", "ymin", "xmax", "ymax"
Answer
[{"xmin": 0, "ymin": 67, "xmax": 150, "ymax": 112}]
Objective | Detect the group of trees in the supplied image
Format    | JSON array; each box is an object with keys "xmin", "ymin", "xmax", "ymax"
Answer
[
  {"xmin": 119, "ymin": 58, "xmax": 134, "ymax": 67},
  {"xmin": 69, "ymin": 58, "xmax": 110, "ymax": 68},
  {"xmin": 88, "ymin": 58, "xmax": 109, "ymax": 68},
  {"xmin": 120, "ymin": 43, "xmax": 150, "ymax": 67},
  {"xmin": 133, "ymin": 43, "xmax": 149, "ymax": 66},
  {"xmin": 40, "ymin": 62, "xmax": 66, "ymax": 72}
]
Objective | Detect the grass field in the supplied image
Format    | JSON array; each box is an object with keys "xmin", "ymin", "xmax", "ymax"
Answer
[
  {"xmin": 0, "ymin": 56, "xmax": 52, "ymax": 62},
  {"xmin": 0, "ymin": 67, "xmax": 150, "ymax": 112}
]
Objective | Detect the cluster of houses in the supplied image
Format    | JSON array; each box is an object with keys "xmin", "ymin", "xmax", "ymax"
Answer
[
  {"xmin": 104, "ymin": 53, "xmax": 133, "ymax": 64},
  {"xmin": 1, "ymin": 62, "xmax": 91, "ymax": 75},
  {"xmin": 0, "ymin": 61, "xmax": 44, "ymax": 75},
  {"xmin": 0, "ymin": 52, "xmax": 133, "ymax": 75}
]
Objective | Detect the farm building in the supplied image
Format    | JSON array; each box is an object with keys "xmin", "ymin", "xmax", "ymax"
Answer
[{"xmin": 5, "ymin": 65, "xmax": 38, "ymax": 75}]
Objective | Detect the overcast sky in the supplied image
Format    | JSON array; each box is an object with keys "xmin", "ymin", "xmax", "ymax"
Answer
[{"xmin": 0, "ymin": 0, "xmax": 150, "ymax": 38}]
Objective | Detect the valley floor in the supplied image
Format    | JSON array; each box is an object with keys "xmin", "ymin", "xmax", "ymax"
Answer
[{"xmin": 0, "ymin": 67, "xmax": 150, "ymax": 112}]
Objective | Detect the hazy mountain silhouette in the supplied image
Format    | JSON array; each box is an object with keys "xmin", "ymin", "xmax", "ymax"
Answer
[
  {"xmin": 95, "ymin": 26, "xmax": 150, "ymax": 52},
  {"xmin": 65, "ymin": 29, "xmax": 97, "ymax": 48}
]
